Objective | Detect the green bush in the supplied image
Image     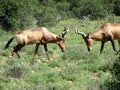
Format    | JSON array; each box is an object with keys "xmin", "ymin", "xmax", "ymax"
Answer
[
  {"xmin": 71, "ymin": 0, "xmax": 112, "ymax": 19},
  {"xmin": 0, "ymin": 0, "xmax": 38, "ymax": 31},
  {"xmin": 62, "ymin": 45, "xmax": 89, "ymax": 61},
  {"xmin": 1, "ymin": 0, "xmax": 120, "ymax": 31},
  {"xmin": 35, "ymin": 6, "xmax": 59, "ymax": 27},
  {"xmin": 104, "ymin": 56, "xmax": 120, "ymax": 90},
  {"xmin": 105, "ymin": 15, "xmax": 120, "ymax": 23},
  {"xmin": 5, "ymin": 59, "xmax": 30, "ymax": 78},
  {"xmin": 0, "ymin": 0, "xmax": 20, "ymax": 31}
]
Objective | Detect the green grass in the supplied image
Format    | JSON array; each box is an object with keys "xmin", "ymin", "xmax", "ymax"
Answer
[{"xmin": 0, "ymin": 18, "xmax": 120, "ymax": 90}]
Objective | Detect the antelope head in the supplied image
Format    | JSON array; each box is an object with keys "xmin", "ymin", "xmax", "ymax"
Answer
[
  {"xmin": 75, "ymin": 28, "xmax": 93, "ymax": 51},
  {"xmin": 56, "ymin": 27, "xmax": 69, "ymax": 52}
]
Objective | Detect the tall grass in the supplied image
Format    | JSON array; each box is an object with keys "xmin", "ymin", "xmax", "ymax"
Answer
[{"xmin": 0, "ymin": 18, "xmax": 120, "ymax": 90}]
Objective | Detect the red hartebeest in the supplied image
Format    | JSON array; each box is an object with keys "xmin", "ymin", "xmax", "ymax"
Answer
[
  {"xmin": 75, "ymin": 23, "xmax": 120, "ymax": 54},
  {"xmin": 5, "ymin": 27, "xmax": 68, "ymax": 61}
]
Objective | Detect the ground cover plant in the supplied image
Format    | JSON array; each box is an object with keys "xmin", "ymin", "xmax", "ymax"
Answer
[{"xmin": 0, "ymin": 18, "xmax": 120, "ymax": 90}]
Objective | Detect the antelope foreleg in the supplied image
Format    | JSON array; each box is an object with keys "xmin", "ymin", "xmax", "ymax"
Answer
[
  {"xmin": 32, "ymin": 43, "xmax": 40, "ymax": 61},
  {"xmin": 43, "ymin": 44, "xmax": 50, "ymax": 60},
  {"xmin": 109, "ymin": 37, "xmax": 118, "ymax": 53},
  {"xmin": 100, "ymin": 41, "xmax": 105, "ymax": 54}
]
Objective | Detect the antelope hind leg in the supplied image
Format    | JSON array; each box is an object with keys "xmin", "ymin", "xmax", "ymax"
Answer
[
  {"xmin": 31, "ymin": 43, "xmax": 40, "ymax": 64},
  {"xmin": 12, "ymin": 44, "xmax": 25, "ymax": 58}
]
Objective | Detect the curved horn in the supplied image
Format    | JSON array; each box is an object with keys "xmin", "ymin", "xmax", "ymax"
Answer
[
  {"xmin": 62, "ymin": 26, "xmax": 68, "ymax": 38},
  {"xmin": 75, "ymin": 27, "xmax": 86, "ymax": 37}
]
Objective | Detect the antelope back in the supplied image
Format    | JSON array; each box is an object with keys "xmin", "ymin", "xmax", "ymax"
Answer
[
  {"xmin": 15, "ymin": 29, "xmax": 44, "ymax": 44},
  {"xmin": 40, "ymin": 26, "xmax": 68, "ymax": 52}
]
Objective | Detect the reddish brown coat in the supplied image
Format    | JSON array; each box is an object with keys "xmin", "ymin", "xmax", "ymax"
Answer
[
  {"xmin": 5, "ymin": 27, "xmax": 68, "ymax": 61},
  {"xmin": 76, "ymin": 23, "xmax": 120, "ymax": 53}
]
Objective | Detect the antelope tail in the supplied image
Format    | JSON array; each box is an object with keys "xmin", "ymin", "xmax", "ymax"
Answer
[{"xmin": 4, "ymin": 37, "xmax": 14, "ymax": 49}]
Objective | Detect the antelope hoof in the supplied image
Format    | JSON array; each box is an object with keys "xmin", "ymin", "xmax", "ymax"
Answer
[{"xmin": 115, "ymin": 51, "xmax": 120, "ymax": 55}]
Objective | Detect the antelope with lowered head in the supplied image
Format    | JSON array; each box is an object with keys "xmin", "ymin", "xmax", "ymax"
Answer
[
  {"xmin": 5, "ymin": 27, "xmax": 68, "ymax": 61},
  {"xmin": 75, "ymin": 23, "xmax": 120, "ymax": 54}
]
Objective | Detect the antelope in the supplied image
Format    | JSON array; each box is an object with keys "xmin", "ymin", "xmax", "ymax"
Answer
[
  {"xmin": 75, "ymin": 23, "xmax": 120, "ymax": 54},
  {"xmin": 4, "ymin": 27, "xmax": 68, "ymax": 61}
]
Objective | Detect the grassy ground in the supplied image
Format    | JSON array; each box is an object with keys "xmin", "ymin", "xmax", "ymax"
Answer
[{"xmin": 0, "ymin": 18, "xmax": 119, "ymax": 90}]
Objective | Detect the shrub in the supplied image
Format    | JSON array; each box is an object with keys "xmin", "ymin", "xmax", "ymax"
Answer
[
  {"xmin": 5, "ymin": 66, "xmax": 24, "ymax": 78},
  {"xmin": 35, "ymin": 5, "xmax": 59, "ymax": 27},
  {"xmin": 0, "ymin": 0, "xmax": 20, "ymax": 31},
  {"xmin": 71, "ymin": 0, "xmax": 113, "ymax": 19},
  {"xmin": 5, "ymin": 59, "xmax": 30, "ymax": 78},
  {"xmin": 104, "ymin": 56, "xmax": 120, "ymax": 90},
  {"xmin": 105, "ymin": 15, "xmax": 120, "ymax": 23},
  {"xmin": 62, "ymin": 45, "xmax": 89, "ymax": 61}
]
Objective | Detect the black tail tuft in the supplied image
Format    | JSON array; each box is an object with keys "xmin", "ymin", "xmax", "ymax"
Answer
[{"xmin": 4, "ymin": 37, "xmax": 14, "ymax": 49}]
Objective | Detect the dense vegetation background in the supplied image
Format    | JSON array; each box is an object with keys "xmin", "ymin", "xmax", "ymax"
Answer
[
  {"xmin": 1, "ymin": 0, "xmax": 120, "ymax": 90},
  {"xmin": 1, "ymin": 0, "xmax": 120, "ymax": 31}
]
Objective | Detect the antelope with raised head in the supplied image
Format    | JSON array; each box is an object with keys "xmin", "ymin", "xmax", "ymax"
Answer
[
  {"xmin": 75, "ymin": 23, "xmax": 120, "ymax": 54},
  {"xmin": 4, "ymin": 27, "xmax": 68, "ymax": 61}
]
